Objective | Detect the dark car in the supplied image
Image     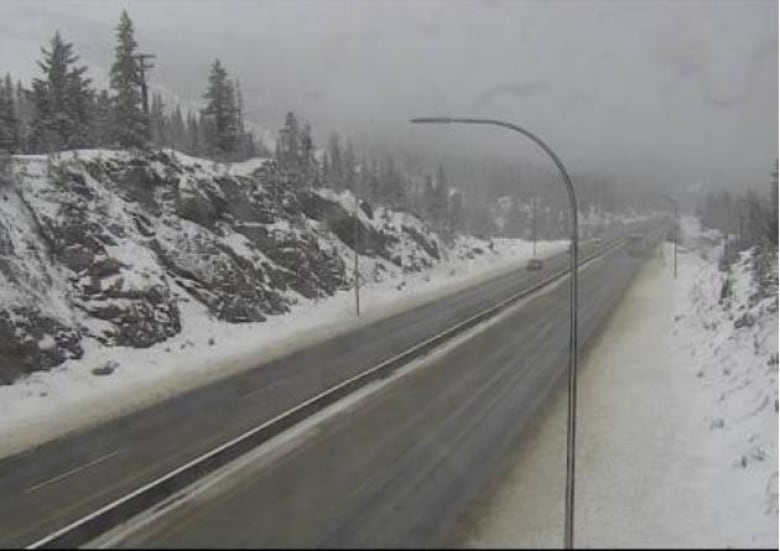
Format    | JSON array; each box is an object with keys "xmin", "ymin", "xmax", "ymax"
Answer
[{"xmin": 527, "ymin": 258, "xmax": 543, "ymax": 271}]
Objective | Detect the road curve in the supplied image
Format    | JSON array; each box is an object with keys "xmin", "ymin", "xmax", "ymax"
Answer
[
  {"xmin": 111, "ymin": 230, "xmax": 660, "ymax": 548},
  {"xmin": 0, "ymin": 221, "xmax": 658, "ymax": 548}
]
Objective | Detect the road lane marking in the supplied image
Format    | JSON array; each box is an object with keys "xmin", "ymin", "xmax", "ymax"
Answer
[{"xmin": 24, "ymin": 451, "xmax": 122, "ymax": 495}]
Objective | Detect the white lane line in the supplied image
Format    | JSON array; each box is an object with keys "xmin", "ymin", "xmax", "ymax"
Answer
[{"xmin": 24, "ymin": 450, "xmax": 122, "ymax": 495}]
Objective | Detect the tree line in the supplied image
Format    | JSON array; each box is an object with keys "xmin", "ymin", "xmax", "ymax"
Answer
[
  {"xmin": 0, "ymin": 11, "xmax": 263, "ymax": 160},
  {"xmin": 697, "ymin": 160, "xmax": 778, "ymax": 290},
  {"xmin": 272, "ymin": 110, "xmax": 467, "ymax": 237},
  {"xmin": 697, "ymin": 160, "xmax": 778, "ymax": 252},
  {"xmin": 0, "ymin": 8, "xmax": 644, "ymax": 241}
]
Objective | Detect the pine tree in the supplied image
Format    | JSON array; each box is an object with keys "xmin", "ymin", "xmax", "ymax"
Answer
[
  {"xmin": 422, "ymin": 173, "xmax": 436, "ymax": 221},
  {"xmin": 770, "ymin": 159, "xmax": 778, "ymax": 247},
  {"xmin": 448, "ymin": 189, "xmax": 464, "ymax": 233},
  {"xmin": 343, "ymin": 139, "xmax": 356, "ymax": 191},
  {"xmin": 380, "ymin": 154, "xmax": 406, "ymax": 209},
  {"xmin": 320, "ymin": 150, "xmax": 330, "ymax": 187},
  {"xmin": 299, "ymin": 122, "xmax": 316, "ymax": 184},
  {"xmin": 29, "ymin": 31, "xmax": 94, "ymax": 152},
  {"xmin": 185, "ymin": 110, "xmax": 201, "ymax": 155},
  {"xmin": 201, "ymin": 59, "xmax": 238, "ymax": 158},
  {"xmin": 15, "ymin": 81, "xmax": 32, "ymax": 152},
  {"xmin": 169, "ymin": 105, "xmax": 186, "ymax": 151},
  {"xmin": 275, "ymin": 111, "xmax": 300, "ymax": 172},
  {"xmin": 233, "ymin": 79, "xmax": 255, "ymax": 160},
  {"xmin": 110, "ymin": 11, "xmax": 146, "ymax": 148},
  {"xmin": 92, "ymin": 89, "xmax": 113, "ymax": 147},
  {"xmin": 234, "ymin": 79, "xmax": 245, "ymax": 136},
  {"xmin": 0, "ymin": 74, "xmax": 18, "ymax": 152},
  {"xmin": 149, "ymin": 92, "xmax": 167, "ymax": 147},
  {"xmin": 327, "ymin": 132, "xmax": 342, "ymax": 189},
  {"xmin": 428, "ymin": 164, "xmax": 449, "ymax": 228}
]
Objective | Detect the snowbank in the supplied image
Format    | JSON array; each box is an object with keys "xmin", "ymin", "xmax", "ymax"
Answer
[{"xmin": 459, "ymin": 233, "xmax": 777, "ymax": 547}]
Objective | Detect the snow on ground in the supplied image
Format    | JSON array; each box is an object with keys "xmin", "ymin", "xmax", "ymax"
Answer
[
  {"xmin": 0, "ymin": 237, "xmax": 565, "ymax": 459},
  {"xmin": 459, "ymin": 229, "xmax": 777, "ymax": 547}
]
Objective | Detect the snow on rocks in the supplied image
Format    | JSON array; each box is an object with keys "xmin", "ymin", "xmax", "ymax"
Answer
[
  {"xmin": 0, "ymin": 223, "xmax": 565, "ymax": 459},
  {"xmin": 1, "ymin": 149, "xmax": 460, "ymax": 382},
  {"xmin": 0, "ymin": 148, "xmax": 572, "ymax": 456}
]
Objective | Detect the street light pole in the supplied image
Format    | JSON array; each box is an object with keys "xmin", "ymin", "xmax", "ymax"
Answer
[
  {"xmin": 532, "ymin": 196, "xmax": 538, "ymax": 259},
  {"xmin": 410, "ymin": 117, "xmax": 579, "ymax": 549},
  {"xmin": 660, "ymin": 194, "xmax": 678, "ymax": 278}
]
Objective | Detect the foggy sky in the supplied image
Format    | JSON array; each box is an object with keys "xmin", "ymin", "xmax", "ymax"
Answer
[{"xmin": 0, "ymin": 0, "xmax": 777, "ymax": 194}]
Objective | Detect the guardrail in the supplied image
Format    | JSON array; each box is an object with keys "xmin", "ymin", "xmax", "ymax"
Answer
[{"xmin": 27, "ymin": 233, "xmax": 636, "ymax": 549}]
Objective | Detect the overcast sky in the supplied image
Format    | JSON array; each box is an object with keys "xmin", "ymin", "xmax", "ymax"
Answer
[{"xmin": 0, "ymin": 0, "xmax": 776, "ymax": 193}]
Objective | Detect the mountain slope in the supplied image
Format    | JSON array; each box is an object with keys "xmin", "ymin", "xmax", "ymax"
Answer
[{"xmin": 0, "ymin": 149, "xmax": 484, "ymax": 384}]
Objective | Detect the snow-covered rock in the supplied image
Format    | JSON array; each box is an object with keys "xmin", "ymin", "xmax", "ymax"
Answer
[{"xmin": 0, "ymin": 149, "xmax": 496, "ymax": 384}]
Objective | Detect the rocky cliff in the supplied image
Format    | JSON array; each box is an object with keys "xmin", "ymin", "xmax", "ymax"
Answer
[{"xmin": 0, "ymin": 149, "xmax": 488, "ymax": 384}]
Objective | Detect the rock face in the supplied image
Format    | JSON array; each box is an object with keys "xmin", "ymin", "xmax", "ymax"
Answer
[{"xmin": 0, "ymin": 150, "xmax": 464, "ymax": 383}]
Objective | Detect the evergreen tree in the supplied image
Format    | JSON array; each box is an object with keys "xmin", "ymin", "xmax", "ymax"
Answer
[
  {"xmin": 0, "ymin": 74, "xmax": 18, "ymax": 152},
  {"xmin": 431, "ymin": 163, "xmax": 449, "ymax": 227},
  {"xmin": 380, "ymin": 154, "xmax": 406, "ymax": 209},
  {"xmin": 149, "ymin": 92, "xmax": 166, "ymax": 147},
  {"xmin": 170, "ymin": 105, "xmax": 186, "ymax": 151},
  {"xmin": 422, "ymin": 173, "xmax": 436, "ymax": 221},
  {"xmin": 274, "ymin": 113, "xmax": 320, "ymax": 186},
  {"xmin": 299, "ymin": 122, "xmax": 316, "ymax": 184},
  {"xmin": 92, "ymin": 89, "xmax": 113, "ymax": 147},
  {"xmin": 201, "ymin": 59, "xmax": 238, "ymax": 158},
  {"xmin": 448, "ymin": 189, "xmax": 464, "ymax": 233},
  {"xmin": 320, "ymin": 150, "xmax": 330, "ymax": 187},
  {"xmin": 770, "ymin": 160, "xmax": 778, "ymax": 247},
  {"xmin": 367, "ymin": 157, "xmax": 382, "ymax": 202},
  {"xmin": 343, "ymin": 139, "xmax": 356, "ymax": 191},
  {"xmin": 234, "ymin": 79, "xmax": 245, "ymax": 136},
  {"xmin": 110, "ymin": 11, "xmax": 146, "ymax": 148},
  {"xmin": 15, "ymin": 81, "xmax": 32, "ymax": 152},
  {"xmin": 327, "ymin": 132, "xmax": 342, "ymax": 189},
  {"xmin": 275, "ymin": 111, "xmax": 300, "ymax": 172},
  {"xmin": 185, "ymin": 110, "xmax": 201, "ymax": 155},
  {"xmin": 29, "ymin": 31, "xmax": 94, "ymax": 152}
]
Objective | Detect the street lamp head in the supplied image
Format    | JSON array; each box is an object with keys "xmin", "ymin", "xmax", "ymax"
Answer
[{"xmin": 410, "ymin": 117, "xmax": 455, "ymax": 124}]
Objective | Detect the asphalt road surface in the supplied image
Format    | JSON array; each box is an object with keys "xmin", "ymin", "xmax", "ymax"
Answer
[
  {"xmin": 110, "ymin": 228, "xmax": 659, "ymax": 548},
  {"xmin": 0, "ymin": 221, "xmax": 659, "ymax": 548}
]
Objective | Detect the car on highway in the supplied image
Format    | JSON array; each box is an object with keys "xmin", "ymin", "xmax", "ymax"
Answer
[{"xmin": 527, "ymin": 258, "xmax": 543, "ymax": 271}]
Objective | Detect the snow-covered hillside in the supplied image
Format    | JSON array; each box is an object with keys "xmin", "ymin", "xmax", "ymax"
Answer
[
  {"xmin": 0, "ymin": 148, "xmax": 572, "ymax": 455},
  {"xmin": 460, "ymin": 220, "xmax": 778, "ymax": 548},
  {"xmin": 0, "ymin": 149, "xmax": 518, "ymax": 385}
]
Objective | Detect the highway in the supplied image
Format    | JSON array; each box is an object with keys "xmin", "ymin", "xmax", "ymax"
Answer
[{"xmin": 0, "ymin": 221, "xmax": 661, "ymax": 548}]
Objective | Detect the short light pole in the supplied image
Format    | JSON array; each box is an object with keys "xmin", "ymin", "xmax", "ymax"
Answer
[
  {"xmin": 532, "ymin": 196, "xmax": 539, "ymax": 258},
  {"xmin": 410, "ymin": 117, "xmax": 579, "ymax": 549},
  {"xmin": 660, "ymin": 194, "xmax": 678, "ymax": 278},
  {"xmin": 354, "ymin": 191, "xmax": 361, "ymax": 316}
]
